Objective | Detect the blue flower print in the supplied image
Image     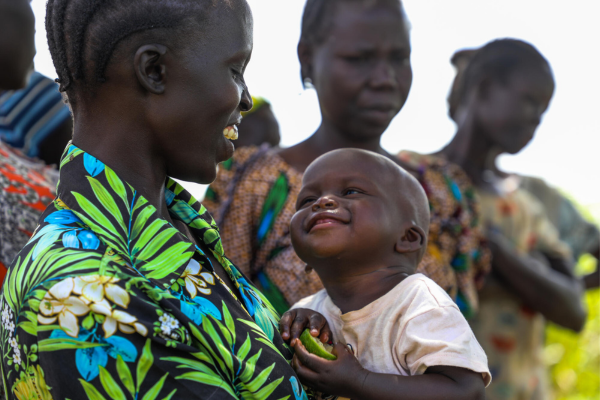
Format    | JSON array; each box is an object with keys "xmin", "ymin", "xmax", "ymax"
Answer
[
  {"xmin": 45, "ymin": 209, "xmax": 83, "ymax": 225},
  {"xmin": 30, "ymin": 210, "xmax": 101, "ymax": 259},
  {"xmin": 83, "ymin": 152, "xmax": 105, "ymax": 177},
  {"xmin": 289, "ymin": 376, "xmax": 309, "ymax": 400},
  {"xmin": 180, "ymin": 296, "xmax": 222, "ymax": 325},
  {"xmin": 62, "ymin": 230, "xmax": 101, "ymax": 250},
  {"xmin": 50, "ymin": 329, "xmax": 137, "ymax": 381}
]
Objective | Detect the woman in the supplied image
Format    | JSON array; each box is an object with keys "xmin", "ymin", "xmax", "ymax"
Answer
[
  {"xmin": 0, "ymin": 0, "xmax": 57, "ymax": 288},
  {"xmin": 438, "ymin": 38, "xmax": 586, "ymax": 400},
  {"xmin": 0, "ymin": 0, "xmax": 319, "ymax": 398},
  {"xmin": 205, "ymin": 0, "xmax": 489, "ymax": 317}
]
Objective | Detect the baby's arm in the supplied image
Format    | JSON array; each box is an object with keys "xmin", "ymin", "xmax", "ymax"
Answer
[{"xmin": 292, "ymin": 341, "xmax": 485, "ymax": 400}]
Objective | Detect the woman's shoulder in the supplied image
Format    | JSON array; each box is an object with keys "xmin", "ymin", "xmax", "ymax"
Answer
[
  {"xmin": 397, "ymin": 150, "xmax": 442, "ymax": 171},
  {"xmin": 396, "ymin": 150, "xmax": 475, "ymax": 202}
]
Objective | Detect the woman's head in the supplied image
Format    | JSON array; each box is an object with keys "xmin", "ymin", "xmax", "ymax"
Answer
[
  {"xmin": 298, "ymin": 0, "xmax": 412, "ymax": 141},
  {"xmin": 455, "ymin": 39, "xmax": 555, "ymax": 155},
  {"xmin": 46, "ymin": 0, "xmax": 253, "ymax": 184},
  {"xmin": 0, "ymin": 0, "xmax": 35, "ymax": 90}
]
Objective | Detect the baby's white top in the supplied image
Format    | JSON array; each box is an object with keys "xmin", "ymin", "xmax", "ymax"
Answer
[{"xmin": 293, "ymin": 273, "xmax": 491, "ymax": 386}]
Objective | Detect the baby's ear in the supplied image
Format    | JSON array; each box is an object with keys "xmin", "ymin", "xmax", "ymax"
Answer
[{"xmin": 395, "ymin": 225, "xmax": 426, "ymax": 254}]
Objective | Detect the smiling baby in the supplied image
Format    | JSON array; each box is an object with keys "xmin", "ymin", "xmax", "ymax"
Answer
[{"xmin": 285, "ymin": 148, "xmax": 491, "ymax": 400}]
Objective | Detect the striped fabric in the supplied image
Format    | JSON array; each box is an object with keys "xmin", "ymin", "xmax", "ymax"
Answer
[{"xmin": 0, "ymin": 71, "xmax": 71, "ymax": 159}]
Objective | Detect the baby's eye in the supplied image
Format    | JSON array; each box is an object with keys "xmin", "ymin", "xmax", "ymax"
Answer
[
  {"xmin": 299, "ymin": 197, "xmax": 316, "ymax": 208},
  {"xmin": 343, "ymin": 188, "xmax": 362, "ymax": 196}
]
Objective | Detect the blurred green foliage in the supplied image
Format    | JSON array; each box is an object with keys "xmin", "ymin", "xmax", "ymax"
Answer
[{"xmin": 545, "ymin": 245, "xmax": 599, "ymax": 399}]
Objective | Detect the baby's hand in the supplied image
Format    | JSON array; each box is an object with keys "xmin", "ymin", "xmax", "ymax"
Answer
[
  {"xmin": 279, "ymin": 308, "xmax": 332, "ymax": 347},
  {"xmin": 292, "ymin": 340, "xmax": 367, "ymax": 397}
]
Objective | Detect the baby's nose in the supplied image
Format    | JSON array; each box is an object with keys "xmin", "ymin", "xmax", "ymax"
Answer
[{"xmin": 312, "ymin": 196, "xmax": 338, "ymax": 211}]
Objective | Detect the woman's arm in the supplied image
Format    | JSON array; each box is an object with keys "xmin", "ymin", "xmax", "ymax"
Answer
[
  {"xmin": 488, "ymin": 232, "xmax": 586, "ymax": 331},
  {"xmin": 292, "ymin": 342, "xmax": 485, "ymax": 400}
]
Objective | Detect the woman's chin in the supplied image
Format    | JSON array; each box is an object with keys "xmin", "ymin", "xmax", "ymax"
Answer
[{"xmin": 217, "ymin": 136, "xmax": 235, "ymax": 163}]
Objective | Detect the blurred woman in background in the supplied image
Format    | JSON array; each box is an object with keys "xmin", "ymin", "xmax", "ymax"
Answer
[{"xmin": 439, "ymin": 38, "xmax": 586, "ymax": 400}]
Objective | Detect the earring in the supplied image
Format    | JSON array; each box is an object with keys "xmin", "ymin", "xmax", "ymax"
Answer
[{"xmin": 303, "ymin": 77, "xmax": 314, "ymax": 89}]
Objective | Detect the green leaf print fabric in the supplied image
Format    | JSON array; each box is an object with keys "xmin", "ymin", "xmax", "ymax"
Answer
[{"xmin": 0, "ymin": 144, "xmax": 308, "ymax": 400}]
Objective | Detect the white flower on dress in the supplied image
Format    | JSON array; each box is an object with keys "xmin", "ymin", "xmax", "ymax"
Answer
[
  {"xmin": 12, "ymin": 348, "xmax": 21, "ymax": 365},
  {"xmin": 159, "ymin": 313, "xmax": 180, "ymax": 337},
  {"xmin": 37, "ymin": 281, "xmax": 90, "ymax": 338},
  {"xmin": 2, "ymin": 303, "xmax": 14, "ymax": 331},
  {"xmin": 9, "ymin": 337, "xmax": 18, "ymax": 349},
  {"xmin": 36, "ymin": 275, "xmax": 147, "ymax": 338},
  {"xmin": 181, "ymin": 259, "xmax": 215, "ymax": 298}
]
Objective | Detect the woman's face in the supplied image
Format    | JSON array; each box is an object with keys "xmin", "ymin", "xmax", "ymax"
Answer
[
  {"xmin": 155, "ymin": 1, "xmax": 253, "ymax": 184},
  {"xmin": 306, "ymin": 1, "xmax": 412, "ymax": 139},
  {"xmin": 474, "ymin": 66, "xmax": 554, "ymax": 154}
]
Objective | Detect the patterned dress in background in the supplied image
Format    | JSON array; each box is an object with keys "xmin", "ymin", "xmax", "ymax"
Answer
[
  {"xmin": 0, "ymin": 144, "xmax": 308, "ymax": 400},
  {"xmin": 204, "ymin": 147, "xmax": 490, "ymax": 318},
  {"xmin": 470, "ymin": 182, "xmax": 573, "ymax": 400},
  {"xmin": 0, "ymin": 142, "xmax": 56, "ymax": 283}
]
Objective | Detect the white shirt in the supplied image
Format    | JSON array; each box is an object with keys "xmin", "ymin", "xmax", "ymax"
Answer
[{"xmin": 293, "ymin": 273, "xmax": 491, "ymax": 386}]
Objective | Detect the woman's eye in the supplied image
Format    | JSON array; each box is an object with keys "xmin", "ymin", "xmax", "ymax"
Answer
[
  {"xmin": 231, "ymin": 69, "xmax": 242, "ymax": 79},
  {"xmin": 344, "ymin": 55, "xmax": 368, "ymax": 63}
]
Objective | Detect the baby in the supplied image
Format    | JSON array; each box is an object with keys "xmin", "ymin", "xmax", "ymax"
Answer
[{"xmin": 280, "ymin": 149, "xmax": 491, "ymax": 400}]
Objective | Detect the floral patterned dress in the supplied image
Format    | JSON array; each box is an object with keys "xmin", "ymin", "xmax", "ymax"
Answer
[
  {"xmin": 470, "ymin": 183, "xmax": 573, "ymax": 400},
  {"xmin": 0, "ymin": 144, "xmax": 308, "ymax": 400}
]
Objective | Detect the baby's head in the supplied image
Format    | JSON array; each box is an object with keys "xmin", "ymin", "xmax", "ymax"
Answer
[{"xmin": 291, "ymin": 149, "xmax": 429, "ymax": 280}]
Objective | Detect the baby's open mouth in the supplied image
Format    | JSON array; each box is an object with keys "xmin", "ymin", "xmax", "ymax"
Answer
[
  {"xmin": 223, "ymin": 125, "xmax": 238, "ymax": 140},
  {"xmin": 307, "ymin": 214, "xmax": 348, "ymax": 232}
]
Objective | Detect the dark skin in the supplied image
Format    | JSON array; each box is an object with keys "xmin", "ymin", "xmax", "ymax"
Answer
[
  {"xmin": 235, "ymin": 104, "xmax": 281, "ymax": 148},
  {"xmin": 70, "ymin": 0, "xmax": 250, "ymax": 295},
  {"xmin": 442, "ymin": 66, "xmax": 586, "ymax": 332},
  {"xmin": 0, "ymin": 0, "xmax": 36, "ymax": 90},
  {"xmin": 278, "ymin": 0, "xmax": 413, "ymax": 173},
  {"xmin": 37, "ymin": 118, "xmax": 74, "ymax": 166},
  {"xmin": 280, "ymin": 149, "xmax": 486, "ymax": 400}
]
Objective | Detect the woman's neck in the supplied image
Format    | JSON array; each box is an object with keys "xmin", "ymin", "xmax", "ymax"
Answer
[
  {"xmin": 439, "ymin": 116, "xmax": 498, "ymax": 187},
  {"xmin": 279, "ymin": 118, "xmax": 389, "ymax": 173},
  {"xmin": 71, "ymin": 114, "xmax": 172, "ymax": 222},
  {"xmin": 311, "ymin": 119, "xmax": 388, "ymax": 155}
]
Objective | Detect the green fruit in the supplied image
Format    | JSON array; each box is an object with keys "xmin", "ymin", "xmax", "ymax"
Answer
[{"xmin": 299, "ymin": 329, "xmax": 337, "ymax": 360}]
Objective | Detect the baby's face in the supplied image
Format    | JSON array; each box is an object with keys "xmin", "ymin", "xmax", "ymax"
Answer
[{"xmin": 290, "ymin": 151, "xmax": 403, "ymax": 266}]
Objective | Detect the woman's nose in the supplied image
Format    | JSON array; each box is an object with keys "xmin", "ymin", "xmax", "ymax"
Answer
[
  {"xmin": 240, "ymin": 86, "xmax": 253, "ymax": 112},
  {"xmin": 312, "ymin": 196, "xmax": 338, "ymax": 211}
]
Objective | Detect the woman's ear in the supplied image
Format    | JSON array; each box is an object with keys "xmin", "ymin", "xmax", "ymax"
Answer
[
  {"xmin": 395, "ymin": 225, "xmax": 426, "ymax": 254},
  {"xmin": 134, "ymin": 44, "xmax": 168, "ymax": 95},
  {"xmin": 297, "ymin": 41, "xmax": 313, "ymax": 88}
]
